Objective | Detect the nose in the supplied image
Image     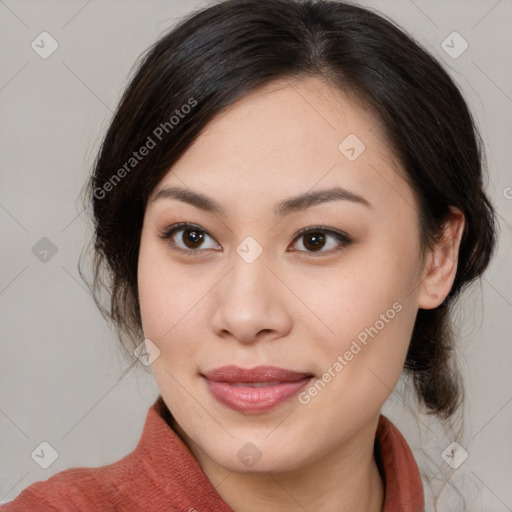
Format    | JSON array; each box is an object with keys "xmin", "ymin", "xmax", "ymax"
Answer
[{"xmin": 210, "ymin": 253, "xmax": 293, "ymax": 344}]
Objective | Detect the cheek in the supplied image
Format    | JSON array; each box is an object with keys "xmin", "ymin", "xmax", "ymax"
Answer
[
  {"xmin": 138, "ymin": 234, "xmax": 191, "ymax": 336},
  {"xmin": 294, "ymin": 241, "xmax": 418, "ymax": 394},
  {"xmin": 298, "ymin": 299, "xmax": 415, "ymax": 430},
  {"xmin": 137, "ymin": 245, "xmax": 203, "ymax": 411},
  {"xmin": 296, "ymin": 250, "xmax": 413, "ymax": 344},
  {"xmin": 137, "ymin": 237, "xmax": 215, "ymax": 377}
]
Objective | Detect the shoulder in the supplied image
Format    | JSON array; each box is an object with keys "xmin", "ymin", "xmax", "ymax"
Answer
[
  {"xmin": 1, "ymin": 399, "xmax": 179, "ymax": 512},
  {"xmin": 1, "ymin": 458, "xmax": 135, "ymax": 512},
  {"xmin": 0, "ymin": 411, "xmax": 168, "ymax": 512},
  {"xmin": 1, "ymin": 398, "xmax": 224, "ymax": 512},
  {"xmin": 1, "ymin": 468, "xmax": 108, "ymax": 511}
]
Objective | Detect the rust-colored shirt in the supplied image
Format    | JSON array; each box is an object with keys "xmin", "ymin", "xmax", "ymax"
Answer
[{"xmin": 1, "ymin": 396, "xmax": 424, "ymax": 511}]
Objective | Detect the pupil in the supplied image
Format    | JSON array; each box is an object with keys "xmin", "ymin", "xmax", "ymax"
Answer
[
  {"xmin": 304, "ymin": 232, "xmax": 325, "ymax": 251},
  {"xmin": 183, "ymin": 229, "xmax": 204, "ymax": 249}
]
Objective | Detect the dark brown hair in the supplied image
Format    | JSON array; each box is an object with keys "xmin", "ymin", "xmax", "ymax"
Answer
[{"xmin": 80, "ymin": 0, "xmax": 497, "ymax": 420}]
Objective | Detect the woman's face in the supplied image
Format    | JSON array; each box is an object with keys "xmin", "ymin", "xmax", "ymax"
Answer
[{"xmin": 138, "ymin": 76, "xmax": 429, "ymax": 472}]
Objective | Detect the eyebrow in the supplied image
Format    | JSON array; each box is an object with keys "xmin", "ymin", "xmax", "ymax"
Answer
[{"xmin": 151, "ymin": 185, "xmax": 372, "ymax": 218}]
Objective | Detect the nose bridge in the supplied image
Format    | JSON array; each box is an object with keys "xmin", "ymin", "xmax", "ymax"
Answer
[
  {"xmin": 227, "ymin": 234, "xmax": 271, "ymax": 297},
  {"xmin": 211, "ymin": 244, "xmax": 292, "ymax": 343}
]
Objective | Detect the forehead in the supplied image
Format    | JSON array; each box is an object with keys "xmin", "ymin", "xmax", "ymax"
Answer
[{"xmin": 151, "ymin": 76, "xmax": 415, "ymax": 217}]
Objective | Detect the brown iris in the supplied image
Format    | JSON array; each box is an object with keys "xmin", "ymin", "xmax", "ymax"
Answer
[
  {"xmin": 182, "ymin": 228, "xmax": 205, "ymax": 249},
  {"xmin": 302, "ymin": 232, "xmax": 326, "ymax": 251}
]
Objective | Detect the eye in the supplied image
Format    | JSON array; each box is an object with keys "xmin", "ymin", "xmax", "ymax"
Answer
[
  {"xmin": 158, "ymin": 222, "xmax": 352, "ymax": 257},
  {"xmin": 289, "ymin": 226, "xmax": 352, "ymax": 256},
  {"xmin": 157, "ymin": 222, "xmax": 220, "ymax": 255}
]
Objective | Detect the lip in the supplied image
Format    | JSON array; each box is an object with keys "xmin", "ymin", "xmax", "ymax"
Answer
[{"xmin": 202, "ymin": 365, "xmax": 313, "ymax": 414}]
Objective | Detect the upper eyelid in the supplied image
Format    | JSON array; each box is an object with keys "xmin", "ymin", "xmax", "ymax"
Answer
[{"xmin": 160, "ymin": 222, "xmax": 348, "ymax": 239}]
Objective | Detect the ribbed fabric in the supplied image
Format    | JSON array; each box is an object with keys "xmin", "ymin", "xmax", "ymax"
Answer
[{"xmin": 2, "ymin": 396, "xmax": 424, "ymax": 511}]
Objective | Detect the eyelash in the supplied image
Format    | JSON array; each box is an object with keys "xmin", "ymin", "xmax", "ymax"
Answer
[{"xmin": 157, "ymin": 222, "xmax": 353, "ymax": 258}]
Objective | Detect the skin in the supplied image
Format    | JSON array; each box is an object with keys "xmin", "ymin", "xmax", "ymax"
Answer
[{"xmin": 137, "ymin": 76, "xmax": 465, "ymax": 512}]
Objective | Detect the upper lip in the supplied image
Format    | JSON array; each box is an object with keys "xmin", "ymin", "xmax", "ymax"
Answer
[{"xmin": 202, "ymin": 365, "xmax": 313, "ymax": 383}]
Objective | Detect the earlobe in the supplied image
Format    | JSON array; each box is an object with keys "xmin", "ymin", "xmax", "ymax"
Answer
[{"xmin": 417, "ymin": 207, "xmax": 465, "ymax": 310}]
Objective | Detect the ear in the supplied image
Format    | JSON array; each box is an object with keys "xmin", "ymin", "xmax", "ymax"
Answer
[{"xmin": 417, "ymin": 206, "xmax": 465, "ymax": 310}]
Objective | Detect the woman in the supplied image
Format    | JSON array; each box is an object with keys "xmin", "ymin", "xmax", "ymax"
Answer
[{"xmin": 2, "ymin": 0, "xmax": 497, "ymax": 510}]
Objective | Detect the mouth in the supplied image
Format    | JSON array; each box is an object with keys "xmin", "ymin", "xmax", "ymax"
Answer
[{"xmin": 201, "ymin": 365, "xmax": 314, "ymax": 414}]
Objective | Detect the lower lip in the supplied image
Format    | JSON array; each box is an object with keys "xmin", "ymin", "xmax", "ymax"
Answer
[{"xmin": 204, "ymin": 377, "xmax": 312, "ymax": 414}]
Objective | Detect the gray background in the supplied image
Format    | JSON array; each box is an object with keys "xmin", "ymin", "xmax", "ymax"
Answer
[{"xmin": 0, "ymin": 0, "xmax": 510, "ymax": 510}]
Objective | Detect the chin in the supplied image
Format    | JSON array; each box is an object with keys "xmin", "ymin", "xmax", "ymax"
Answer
[{"xmin": 210, "ymin": 445, "xmax": 308, "ymax": 474}]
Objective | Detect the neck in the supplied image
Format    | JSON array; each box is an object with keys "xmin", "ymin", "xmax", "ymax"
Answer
[{"xmin": 174, "ymin": 414, "xmax": 384, "ymax": 512}]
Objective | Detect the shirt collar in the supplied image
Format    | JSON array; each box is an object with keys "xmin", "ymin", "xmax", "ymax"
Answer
[{"xmin": 375, "ymin": 414, "xmax": 425, "ymax": 511}]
